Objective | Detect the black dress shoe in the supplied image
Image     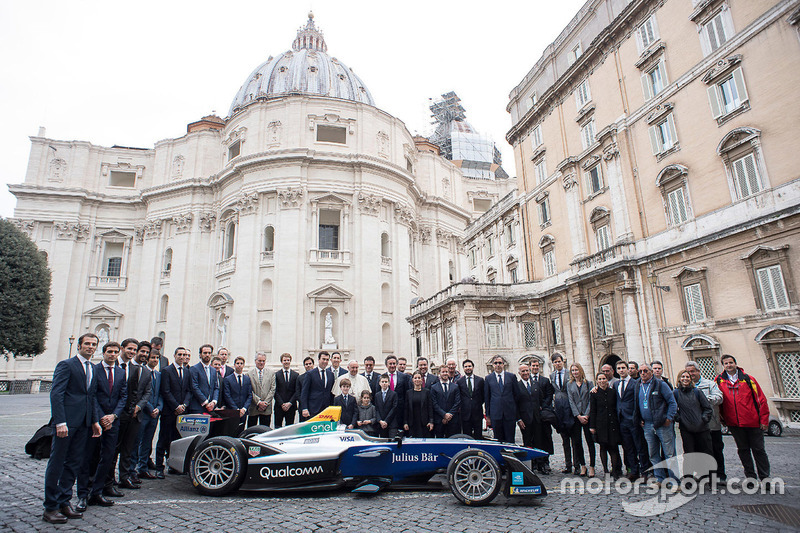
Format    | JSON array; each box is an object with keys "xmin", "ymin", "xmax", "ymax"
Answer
[
  {"xmin": 88, "ymin": 494, "xmax": 115, "ymax": 507},
  {"xmin": 59, "ymin": 505, "xmax": 83, "ymax": 519},
  {"xmin": 119, "ymin": 478, "xmax": 140, "ymax": 490},
  {"xmin": 539, "ymin": 466, "xmax": 552, "ymax": 475},
  {"xmin": 155, "ymin": 470, "xmax": 165, "ymax": 480},
  {"xmin": 43, "ymin": 510, "xmax": 68, "ymax": 524},
  {"xmin": 561, "ymin": 468, "xmax": 572, "ymax": 474},
  {"xmin": 75, "ymin": 498, "xmax": 88, "ymax": 513},
  {"xmin": 103, "ymin": 486, "xmax": 124, "ymax": 497},
  {"xmin": 147, "ymin": 459, "xmax": 156, "ymax": 470},
  {"xmin": 167, "ymin": 467, "xmax": 181, "ymax": 475},
  {"xmin": 130, "ymin": 474, "xmax": 142, "ymax": 484},
  {"xmin": 139, "ymin": 470, "xmax": 158, "ymax": 479}
]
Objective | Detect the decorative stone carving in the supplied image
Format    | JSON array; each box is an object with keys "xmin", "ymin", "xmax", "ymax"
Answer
[
  {"xmin": 357, "ymin": 192, "xmax": 381, "ymax": 216},
  {"xmin": 198, "ymin": 212, "xmax": 217, "ymax": 232},
  {"xmin": 419, "ymin": 225, "xmax": 432, "ymax": 245},
  {"xmin": 562, "ymin": 173, "xmax": 578, "ymax": 190},
  {"xmin": 235, "ymin": 192, "xmax": 259, "ymax": 216},
  {"xmin": 278, "ymin": 187, "xmax": 304, "ymax": 208},
  {"xmin": 581, "ymin": 154, "xmax": 601, "ymax": 170},
  {"xmin": 171, "ymin": 155, "xmax": 185, "ymax": 179},
  {"xmin": 224, "ymin": 126, "xmax": 247, "ymax": 146},
  {"xmin": 393, "ymin": 204, "xmax": 415, "ymax": 226},
  {"xmin": 267, "ymin": 121, "xmax": 282, "ymax": 145},
  {"xmin": 134, "ymin": 226, "xmax": 145, "ymax": 243},
  {"xmin": 456, "ymin": 239, "xmax": 466, "ymax": 254},
  {"xmin": 442, "ymin": 178, "xmax": 451, "ymax": 199},
  {"xmin": 701, "ymin": 55, "xmax": 742, "ymax": 84},
  {"xmin": 173, "ymin": 213, "xmax": 193, "ymax": 233},
  {"xmin": 307, "ymin": 114, "xmax": 356, "ymax": 134},
  {"xmin": 436, "ymin": 228, "xmax": 452, "ymax": 248},
  {"xmin": 48, "ymin": 158, "xmax": 67, "ymax": 182},
  {"xmin": 143, "ymin": 220, "xmax": 163, "ymax": 240},
  {"xmin": 56, "ymin": 222, "xmax": 91, "ymax": 241},
  {"xmin": 645, "ymin": 102, "xmax": 674, "ymax": 125},
  {"xmin": 11, "ymin": 219, "xmax": 34, "ymax": 237},
  {"xmin": 376, "ymin": 131, "xmax": 389, "ymax": 159},
  {"xmin": 603, "ymin": 142, "xmax": 619, "ymax": 161}
]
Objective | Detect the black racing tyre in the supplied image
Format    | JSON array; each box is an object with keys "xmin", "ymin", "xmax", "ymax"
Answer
[
  {"xmin": 239, "ymin": 425, "xmax": 273, "ymax": 439},
  {"xmin": 447, "ymin": 448, "xmax": 502, "ymax": 506},
  {"xmin": 450, "ymin": 434, "xmax": 474, "ymax": 440},
  {"xmin": 190, "ymin": 437, "xmax": 247, "ymax": 496},
  {"xmin": 767, "ymin": 420, "xmax": 782, "ymax": 437}
]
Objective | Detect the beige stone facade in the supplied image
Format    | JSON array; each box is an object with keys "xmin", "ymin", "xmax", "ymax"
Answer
[{"xmin": 410, "ymin": 0, "xmax": 800, "ymax": 425}]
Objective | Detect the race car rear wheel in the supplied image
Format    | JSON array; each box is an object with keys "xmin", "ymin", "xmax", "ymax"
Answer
[
  {"xmin": 447, "ymin": 448, "xmax": 501, "ymax": 506},
  {"xmin": 190, "ymin": 437, "xmax": 247, "ymax": 496},
  {"xmin": 239, "ymin": 425, "xmax": 273, "ymax": 439}
]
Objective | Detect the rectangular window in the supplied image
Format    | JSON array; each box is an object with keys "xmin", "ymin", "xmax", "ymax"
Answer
[
  {"xmin": 535, "ymin": 158, "xmax": 547, "ymax": 185},
  {"xmin": 445, "ymin": 326, "xmax": 453, "ymax": 352},
  {"xmin": 576, "ymin": 79, "xmax": 591, "ymax": 108},
  {"xmin": 316, "ymin": 125, "xmax": 347, "ymax": 144},
  {"xmin": 593, "ymin": 303, "xmax": 614, "ymax": 337},
  {"xmin": 538, "ymin": 198, "xmax": 551, "ymax": 225},
  {"xmin": 569, "ymin": 43, "xmax": 582, "ymax": 65},
  {"xmin": 228, "ymin": 141, "xmax": 241, "ymax": 160},
  {"xmin": 531, "ymin": 125, "xmax": 543, "ymax": 148},
  {"xmin": 581, "ymin": 119, "xmax": 596, "ymax": 150},
  {"xmin": 523, "ymin": 322, "xmax": 537, "ymax": 348},
  {"xmin": 103, "ymin": 242, "xmax": 124, "ymax": 277},
  {"xmin": 109, "ymin": 170, "xmax": 136, "ymax": 188},
  {"xmin": 486, "ymin": 322, "xmax": 502, "ymax": 348},
  {"xmin": 703, "ymin": 11, "xmax": 730, "ymax": 54},
  {"xmin": 551, "ymin": 317, "xmax": 562, "ymax": 344},
  {"xmin": 487, "ymin": 236, "xmax": 495, "ymax": 257},
  {"xmin": 510, "ymin": 267, "xmax": 518, "ymax": 283},
  {"xmin": 638, "ymin": 15, "xmax": 659, "ymax": 51},
  {"xmin": 756, "ymin": 265, "xmax": 790, "ymax": 311},
  {"xmin": 694, "ymin": 356, "xmax": 717, "ymax": 381},
  {"xmin": 684, "ymin": 283, "xmax": 707, "ymax": 322},
  {"xmin": 587, "ymin": 165, "xmax": 603, "ymax": 194},
  {"xmin": 430, "ymin": 327, "xmax": 439, "ymax": 353},
  {"xmin": 543, "ymin": 249, "xmax": 556, "ymax": 277},
  {"xmin": 596, "ymin": 224, "xmax": 612, "ymax": 251},
  {"xmin": 106, "ymin": 257, "xmax": 122, "ymax": 277},
  {"xmin": 667, "ymin": 186, "xmax": 689, "ymax": 225},
  {"xmin": 648, "ymin": 114, "xmax": 677, "ymax": 155},
  {"xmin": 318, "ymin": 209, "xmax": 340, "ymax": 250},
  {"xmin": 707, "ymin": 67, "xmax": 749, "ymax": 118},
  {"xmin": 473, "ymin": 198, "xmax": 492, "ymax": 213},
  {"xmin": 530, "ymin": 93, "xmax": 538, "ymax": 107},
  {"xmin": 505, "ymin": 223, "xmax": 515, "ymax": 246},
  {"xmin": 469, "ymin": 247, "xmax": 477, "ymax": 268},
  {"xmin": 732, "ymin": 153, "xmax": 762, "ymax": 198},
  {"xmin": 641, "ymin": 60, "xmax": 666, "ymax": 101}
]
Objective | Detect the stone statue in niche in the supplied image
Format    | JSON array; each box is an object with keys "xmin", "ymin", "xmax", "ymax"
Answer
[
  {"xmin": 217, "ymin": 314, "xmax": 228, "ymax": 347},
  {"xmin": 322, "ymin": 312, "xmax": 337, "ymax": 349},
  {"xmin": 96, "ymin": 328, "xmax": 109, "ymax": 351}
]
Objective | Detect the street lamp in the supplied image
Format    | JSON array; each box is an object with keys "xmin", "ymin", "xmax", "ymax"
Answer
[
  {"xmin": 647, "ymin": 271, "xmax": 671, "ymax": 292},
  {"xmin": 68, "ymin": 335, "xmax": 75, "ymax": 357}
]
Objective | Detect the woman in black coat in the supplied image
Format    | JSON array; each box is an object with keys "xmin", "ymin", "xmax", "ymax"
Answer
[
  {"xmin": 404, "ymin": 371, "xmax": 434, "ymax": 437},
  {"xmin": 589, "ymin": 372, "xmax": 622, "ymax": 479},
  {"xmin": 674, "ymin": 370, "xmax": 713, "ymax": 454}
]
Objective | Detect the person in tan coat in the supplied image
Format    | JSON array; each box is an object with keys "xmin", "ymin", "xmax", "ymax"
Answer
[{"xmin": 247, "ymin": 352, "xmax": 276, "ymax": 427}]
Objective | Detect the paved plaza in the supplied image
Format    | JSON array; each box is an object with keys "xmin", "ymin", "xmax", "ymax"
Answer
[{"xmin": 1, "ymin": 393, "xmax": 799, "ymax": 532}]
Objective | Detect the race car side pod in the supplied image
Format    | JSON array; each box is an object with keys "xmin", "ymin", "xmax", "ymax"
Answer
[
  {"xmin": 500, "ymin": 450, "xmax": 548, "ymax": 499},
  {"xmin": 351, "ymin": 477, "xmax": 393, "ymax": 494}
]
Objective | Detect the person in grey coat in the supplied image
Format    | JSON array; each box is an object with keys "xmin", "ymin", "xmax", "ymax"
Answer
[
  {"xmin": 356, "ymin": 390, "xmax": 377, "ymax": 437},
  {"xmin": 567, "ymin": 363, "xmax": 595, "ymax": 477},
  {"xmin": 685, "ymin": 361, "xmax": 726, "ymax": 481}
]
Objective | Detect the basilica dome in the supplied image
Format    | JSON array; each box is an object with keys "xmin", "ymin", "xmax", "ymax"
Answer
[{"xmin": 228, "ymin": 13, "xmax": 375, "ymax": 116}]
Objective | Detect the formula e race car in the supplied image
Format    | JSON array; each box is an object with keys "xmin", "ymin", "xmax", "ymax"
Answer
[{"xmin": 168, "ymin": 407, "xmax": 549, "ymax": 506}]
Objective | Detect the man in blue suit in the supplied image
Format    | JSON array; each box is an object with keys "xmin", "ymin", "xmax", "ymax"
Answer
[
  {"xmin": 613, "ymin": 360, "xmax": 650, "ymax": 480},
  {"xmin": 224, "ymin": 356, "xmax": 253, "ymax": 424},
  {"xmin": 361, "ymin": 355, "xmax": 381, "ymax": 394},
  {"xmin": 456, "ymin": 359, "xmax": 485, "ymax": 440},
  {"xmin": 484, "ymin": 355, "xmax": 518, "ymax": 444},
  {"xmin": 300, "ymin": 352, "xmax": 334, "ymax": 419},
  {"xmin": 416, "ymin": 357, "xmax": 439, "ymax": 388},
  {"xmin": 155, "ymin": 346, "xmax": 191, "ymax": 478},
  {"xmin": 189, "ymin": 344, "xmax": 219, "ymax": 414},
  {"xmin": 431, "ymin": 365, "xmax": 461, "ymax": 438},
  {"xmin": 77, "ymin": 341, "xmax": 126, "ymax": 511},
  {"xmin": 136, "ymin": 350, "xmax": 163, "ymax": 479},
  {"xmin": 43, "ymin": 333, "xmax": 102, "ymax": 524},
  {"xmin": 374, "ymin": 374, "xmax": 399, "ymax": 438},
  {"xmin": 385, "ymin": 355, "xmax": 410, "ymax": 425}
]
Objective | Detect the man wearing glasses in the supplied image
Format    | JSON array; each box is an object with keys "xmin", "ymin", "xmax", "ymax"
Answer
[
  {"xmin": 634, "ymin": 362, "xmax": 677, "ymax": 485},
  {"xmin": 484, "ymin": 356, "xmax": 518, "ymax": 443}
]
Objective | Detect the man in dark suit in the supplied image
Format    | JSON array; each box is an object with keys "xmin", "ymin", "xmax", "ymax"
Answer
[
  {"xmin": 217, "ymin": 347, "xmax": 235, "ymax": 384},
  {"xmin": 77, "ymin": 341, "xmax": 126, "ymax": 511},
  {"xmin": 224, "ymin": 356, "xmax": 253, "ymax": 424},
  {"xmin": 110, "ymin": 339, "xmax": 152, "ymax": 491},
  {"xmin": 189, "ymin": 344, "xmax": 219, "ymax": 414},
  {"xmin": 361, "ymin": 356, "xmax": 381, "ymax": 393},
  {"xmin": 431, "ymin": 365, "xmax": 461, "ymax": 438},
  {"xmin": 385, "ymin": 355, "xmax": 410, "ymax": 426},
  {"xmin": 273, "ymin": 353, "xmax": 299, "ymax": 427},
  {"xmin": 484, "ymin": 355, "xmax": 518, "ymax": 444},
  {"xmin": 446, "ymin": 358, "xmax": 462, "ymax": 382},
  {"xmin": 151, "ymin": 336, "xmax": 167, "ymax": 373},
  {"xmin": 374, "ymin": 374, "xmax": 399, "ymax": 438},
  {"xmin": 456, "ymin": 359, "xmax": 484, "ymax": 440},
  {"xmin": 550, "ymin": 353, "xmax": 573, "ymax": 473},
  {"xmin": 333, "ymin": 378, "xmax": 357, "ymax": 428},
  {"xmin": 330, "ymin": 352, "xmax": 347, "ymax": 378},
  {"xmin": 155, "ymin": 346, "xmax": 191, "ymax": 478},
  {"xmin": 43, "ymin": 333, "xmax": 102, "ymax": 524},
  {"xmin": 300, "ymin": 352, "xmax": 334, "ymax": 419},
  {"xmin": 416, "ymin": 357, "xmax": 438, "ymax": 388},
  {"xmin": 296, "ymin": 356, "xmax": 315, "ymax": 422},
  {"xmin": 516, "ymin": 361, "xmax": 554, "ymax": 474},
  {"xmin": 613, "ymin": 360, "xmax": 649, "ymax": 480},
  {"xmin": 136, "ymin": 350, "xmax": 163, "ymax": 479}
]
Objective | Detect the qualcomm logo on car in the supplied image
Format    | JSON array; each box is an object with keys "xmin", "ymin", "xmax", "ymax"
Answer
[{"xmin": 260, "ymin": 464, "xmax": 324, "ymax": 480}]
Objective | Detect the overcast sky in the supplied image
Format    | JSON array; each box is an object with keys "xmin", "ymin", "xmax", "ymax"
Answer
[{"xmin": 0, "ymin": 0, "xmax": 586, "ymax": 218}]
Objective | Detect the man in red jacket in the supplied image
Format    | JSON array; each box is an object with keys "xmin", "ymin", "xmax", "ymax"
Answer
[{"xmin": 716, "ymin": 354, "xmax": 770, "ymax": 480}]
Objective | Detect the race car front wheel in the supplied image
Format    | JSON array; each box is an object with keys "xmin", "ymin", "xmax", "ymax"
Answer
[
  {"xmin": 447, "ymin": 449, "xmax": 501, "ymax": 506},
  {"xmin": 190, "ymin": 437, "xmax": 247, "ymax": 496}
]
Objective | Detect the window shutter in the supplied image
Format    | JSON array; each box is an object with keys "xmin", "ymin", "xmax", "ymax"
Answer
[
  {"xmin": 666, "ymin": 114, "xmax": 677, "ymax": 146},
  {"xmin": 769, "ymin": 265, "xmax": 790, "ymax": 309},
  {"xmin": 635, "ymin": 26, "xmax": 644, "ymax": 54},
  {"xmin": 707, "ymin": 85, "xmax": 722, "ymax": 119},
  {"xmin": 603, "ymin": 304, "xmax": 614, "ymax": 335},
  {"xmin": 757, "ymin": 267, "xmax": 777, "ymax": 310},
  {"xmin": 641, "ymin": 72, "xmax": 654, "ymax": 101},
  {"xmin": 706, "ymin": 20, "xmax": 720, "ymax": 51},
  {"xmin": 733, "ymin": 157, "xmax": 749, "ymax": 197},
  {"xmin": 594, "ymin": 307, "xmax": 604, "ymax": 336},
  {"xmin": 650, "ymin": 15, "xmax": 660, "ymax": 43},
  {"xmin": 743, "ymin": 154, "xmax": 760, "ymax": 194},
  {"xmin": 670, "ymin": 187, "xmax": 688, "ymax": 224},
  {"xmin": 732, "ymin": 67, "xmax": 748, "ymax": 104},
  {"xmin": 684, "ymin": 284, "xmax": 706, "ymax": 322},
  {"xmin": 649, "ymin": 124, "xmax": 661, "ymax": 154}
]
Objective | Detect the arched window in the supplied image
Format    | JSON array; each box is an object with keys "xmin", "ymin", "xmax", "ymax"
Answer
[
  {"xmin": 382, "ymin": 322, "xmax": 392, "ymax": 353},
  {"xmin": 259, "ymin": 321, "xmax": 272, "ymax": 354},
  {"xmin": 381, "ymin": 232, "xmax": 390, "ymax": 258},
  {"xmin": 224, "ymin": 220, "xmax": 236, "ymax": 259},
  {"xmin": 717, "ymin": 127, "xmax": 768, "ymax": 201},
  {"xmin": 162, "ymin": 248, "xmax": 173, "ymax": 277},
  {"xmin": 159, "ymin": 295, "xmax": 169, "ymax": 322},
  {"xmin": 449, "ymin": 260, "xmax": 455, "ymax": 283},
  {"xmin": 264, "ymin": 226, "xmax": 275, "ymax": 252},
  {"xmin": 656, "ymin": 165, "xmax": 692, "ymax": 227},
  {"xmin": 539, "ymin": 234, "xmax": 556, "ymax": 277},
  {"xmin": 589, "ymin": 207, "xmax": 613, "ymax": 251},
  {"xmin": 260, "ymin": 279, "xmax": 273, "ymax": 310}
]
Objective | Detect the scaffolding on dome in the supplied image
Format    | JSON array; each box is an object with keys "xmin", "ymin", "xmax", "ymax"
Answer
[{"xmin": 429, "ymin": 91, "xmax": 508, "ymax": 180}]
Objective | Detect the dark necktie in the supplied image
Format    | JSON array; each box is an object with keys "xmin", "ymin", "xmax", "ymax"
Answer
[
  {"xmin": 284, "ymin": 370, "xmax": 288, "ymax": 384},
  {"xmin": 178, "ymin": 366, "xmax": 183, "ymax": 381},
  {"xmin": 558, "ymin": 372, "xmax": 562, "ymax": 389},
  {"xmin": 84, "ymin": 361, "xmax": 91, "ymax": 389},
  {"xmin": 444, "ymin": 383, "xmax": 448, "ymax": 395},
  {"xmin": 468, "ymin": 376, "xmax": 473, "ymax": 395},
  {"xmin": 527, "ymin": 381, "xmax": 532, "ymax": 394},
  {"xmin": 107, "ymin": 366, "xmax": 114, "ymax": 394},
  {"xmin": 321, "ymin": 369, "xmax": 326, "ymax": 388},
  {"xmin": 498, "ymin": 373, "xmax": 503, "ymax": 388},
  {"xmin": 238, "ymin": 374, "xmax": 242, "ymax": 388}
]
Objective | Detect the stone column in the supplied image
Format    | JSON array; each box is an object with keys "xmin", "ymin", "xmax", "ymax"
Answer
[
  {"xmin": 620, "ymin": 281, "xmax": 645, "ymax": 364},
  {"xmin": 562, "ymin": 173, "xmax": 588, "ymax": 261},
  {"xmin": 568, "ymin": 289, "xmax": 593, "ymax": 370},
  {"xmin": 603, "ymin": 143, "xmax": 633, "ymax": 242}
]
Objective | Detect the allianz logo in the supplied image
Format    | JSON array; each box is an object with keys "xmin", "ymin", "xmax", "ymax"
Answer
[{"xmin": 260, "ymin": 464, "xmax": 324, "ymax": 479}]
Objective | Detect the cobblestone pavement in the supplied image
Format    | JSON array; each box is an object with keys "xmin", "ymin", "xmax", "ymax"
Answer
[{"xmin": 1, "ymin": 393, "xmax": 799, "ymax": 532}]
